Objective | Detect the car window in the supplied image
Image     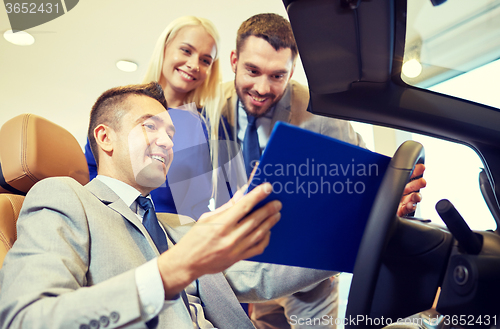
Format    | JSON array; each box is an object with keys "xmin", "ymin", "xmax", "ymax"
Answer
[
  {"xmin": 402, "ymin": 0, "xmax": 500, "ymax": 111},
  {"xmin": 319, "ymin": 1, "xmax": 500, "ymax": 325},
  {"xmin": 339, "ymin": 119, "xmax": 496, "ymax": 328},
  {"xmin": 350, "ymin": 121, "xmax": 496, "ymax": 232},
  {"xmin": 394, "ymin": 0, "xmax": 500, "ymax": 230}
]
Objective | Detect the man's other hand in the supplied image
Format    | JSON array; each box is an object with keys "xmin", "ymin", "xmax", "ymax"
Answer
[
  {"xmin": 397, "ymin": 164, "xmax": 427, "ymax": 217},
  {"xmin": 158, "ymin": 183, "xmax": 280, "ymax": 299}
]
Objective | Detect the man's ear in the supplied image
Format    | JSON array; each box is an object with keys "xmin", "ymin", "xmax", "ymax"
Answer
[
  {"xmin": 289, "ymin": 60, "xmax": 296, "ymax": 80},
  {"xmin": 230, "ymin": 50, "xmax": 238, "ymax": 74},
  {"xmin": 94, "ymin": 124, "xmax": 114, "ymax": 155}
]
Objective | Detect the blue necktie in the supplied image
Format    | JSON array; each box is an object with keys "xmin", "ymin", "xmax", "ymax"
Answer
[
  {"xmin": 137, "ymin": 196, "xmax": 168, "ymax": 254},
  {"xmin": 243, "ymin": 114, "xmax": 261, "ymax": 177}
]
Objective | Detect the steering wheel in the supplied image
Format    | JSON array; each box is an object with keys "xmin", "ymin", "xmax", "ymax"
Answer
[{"xmin": 345, "ymin": 140, "xmax": 425, "ymax": 327}]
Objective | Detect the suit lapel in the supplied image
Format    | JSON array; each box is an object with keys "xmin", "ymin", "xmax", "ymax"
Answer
[
  {"xmin": 85, "ymin": 179, "xmax": 160, "ymax": 255},
  {"xmin": 270, "ymin": 83, "xmax": 293, "ymax": 133},
  {"xmin": 225, "ymin": 83, "xmax": 239, "ymax": 139}
]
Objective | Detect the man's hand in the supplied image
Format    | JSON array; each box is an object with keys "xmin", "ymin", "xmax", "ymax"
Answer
[
  {"xmin": 397, "ymin": 164, "xmax": 426, "ymax": 217},
  {"xmin": 157, "ymin": 183, "xmax": 280, "ymax": 299}
]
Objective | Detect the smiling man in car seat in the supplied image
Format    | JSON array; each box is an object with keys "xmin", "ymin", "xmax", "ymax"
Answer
[{"xmin": 0, "ymin": 82, "xmax": 336, "ymax": 329}]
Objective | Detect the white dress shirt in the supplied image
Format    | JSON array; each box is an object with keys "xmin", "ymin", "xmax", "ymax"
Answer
[
  {"xmin": 237, "ymin": 100, "xmax": 275, "ymax": 153},
  {"xmin": 96, "ymin": 175, "xmax": 215, "ymax": 328}
]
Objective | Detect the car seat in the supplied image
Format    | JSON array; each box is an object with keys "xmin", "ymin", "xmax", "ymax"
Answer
[{"xmin": 0, "ymin": 113, "xmax": 89, "ymax": 268}]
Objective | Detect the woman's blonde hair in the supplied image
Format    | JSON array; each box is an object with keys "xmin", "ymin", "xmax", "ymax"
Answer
[{"xmin": 143, "ymin": 16, "xmax": 229, "ymax": 201}]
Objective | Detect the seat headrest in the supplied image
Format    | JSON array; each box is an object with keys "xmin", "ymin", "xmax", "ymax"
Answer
[{"xmin": 0, "ymin": 114, "xmax": 89, "ymax": 194}]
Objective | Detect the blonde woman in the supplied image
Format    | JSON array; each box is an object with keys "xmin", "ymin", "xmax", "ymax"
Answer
[{"xmin": 85, "ymin": 16, "xmax": 231, "ymax": 219}]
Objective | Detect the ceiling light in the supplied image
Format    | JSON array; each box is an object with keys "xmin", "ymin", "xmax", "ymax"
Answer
[
  {"xmin": 116, "ymin": 60, "xmax": 138, "ymax": 72},
  {"xmin": 3, "ymin": 30, "xmax": 35, "ymax": 46},
  {"xmin": 402, "ymin": 59, "xmax": 423, "ymax": 78}
]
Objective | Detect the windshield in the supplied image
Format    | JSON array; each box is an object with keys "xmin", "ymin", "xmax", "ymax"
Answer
[{"xmin": 403, "ymin": 0, "xmax": 500, "ymax": 110}]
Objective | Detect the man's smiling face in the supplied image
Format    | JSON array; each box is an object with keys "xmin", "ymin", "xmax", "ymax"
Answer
[
  {"xmin": 231, "ymin": 36, "xmax": 295, "ymax": 117},
  {"xmin": 112, "ymin": 95, "xmax": 175, "ymax": 192}
]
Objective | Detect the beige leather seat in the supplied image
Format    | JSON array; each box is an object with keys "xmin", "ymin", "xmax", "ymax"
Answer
[{"xmin": 0, "ymin": 114, "xmax": 89, "ymax": 268}]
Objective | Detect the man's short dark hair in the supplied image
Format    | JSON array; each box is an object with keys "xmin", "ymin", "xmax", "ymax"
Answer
[
  {"xmin": 236, "ymin": 13, "xmax": 298, "ymax": 60},
  {"xmin": 88, "ymin": 82, "xmax": 168, "ymax": 166}
]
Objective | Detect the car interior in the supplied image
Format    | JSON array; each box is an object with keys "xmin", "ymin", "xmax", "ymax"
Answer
[
  {"xmin": 0, "ymin": 114, "xmax": 89, "ymax": 267},
  {"xmin": 284, "ymin": 0, "xmax": 500, "ymax": 327},
  {"xmin": 1, "ymin": 0, "xmax": 500, "ymax": 328}
]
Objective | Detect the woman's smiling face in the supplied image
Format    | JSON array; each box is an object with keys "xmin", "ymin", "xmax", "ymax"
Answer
[{"xmin": 159, "ymin": 25, "xmax": 217, "ymax": 100}]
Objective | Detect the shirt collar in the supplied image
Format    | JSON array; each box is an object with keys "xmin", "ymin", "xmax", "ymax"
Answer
[{"xmin": 96, "ymin": 175, "xmax": 154, "ymax": 211}]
